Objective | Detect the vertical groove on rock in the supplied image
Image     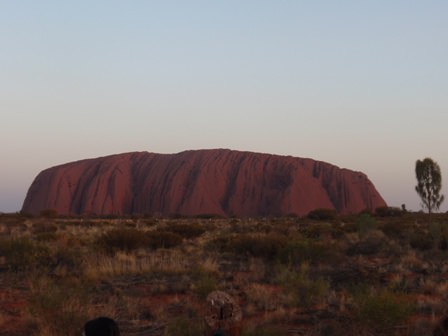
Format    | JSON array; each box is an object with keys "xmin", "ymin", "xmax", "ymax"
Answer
[{"xmin": 221, "ymin": 154, "xmax": 246, "ymax": 215}]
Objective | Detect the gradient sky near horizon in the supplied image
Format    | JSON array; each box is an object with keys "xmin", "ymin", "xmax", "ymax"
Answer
[{"xmin": 1, "ymin": 1, "xmax": 447, "ymax": 213}]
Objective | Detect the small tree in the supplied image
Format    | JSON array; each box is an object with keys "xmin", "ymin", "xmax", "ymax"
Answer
[{"xmin": 415, "ymin": 158, "xmax": 444, "ymax": 214}]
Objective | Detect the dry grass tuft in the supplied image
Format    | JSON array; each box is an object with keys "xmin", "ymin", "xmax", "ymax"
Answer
[{"xmin": 83, "ymin": 249, "xmax": 189, "ymax": 280}]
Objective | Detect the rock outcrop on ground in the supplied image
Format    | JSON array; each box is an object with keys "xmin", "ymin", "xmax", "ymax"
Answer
[{"xmin": 22, "ymin": 149, "xmax": 386, "ymax": 216}]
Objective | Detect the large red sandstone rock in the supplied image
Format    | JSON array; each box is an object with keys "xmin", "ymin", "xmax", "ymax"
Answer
[{"xmin": 22, "ymin": 149, "xmax": 386, "ymax": 216}]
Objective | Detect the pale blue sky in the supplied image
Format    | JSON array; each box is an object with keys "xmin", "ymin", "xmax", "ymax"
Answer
[{"xmin": 1, "ymin": 1, "xmax": 447, "ymax": 212}]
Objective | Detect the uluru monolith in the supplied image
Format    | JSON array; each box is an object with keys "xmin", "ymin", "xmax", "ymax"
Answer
[{"xmin": 22, "ymin": 149, "xmax": 386, "ymax": 216}]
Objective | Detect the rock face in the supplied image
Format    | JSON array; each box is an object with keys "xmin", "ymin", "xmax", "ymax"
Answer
[{"xmin": 22, "ymin": 149, "xmax": 386, "ymax": 216}]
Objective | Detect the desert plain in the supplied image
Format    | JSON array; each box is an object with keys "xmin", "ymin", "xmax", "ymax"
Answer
[{"xmin": 1, "ymin": 209, "xmax": 448, "ymax": 335}]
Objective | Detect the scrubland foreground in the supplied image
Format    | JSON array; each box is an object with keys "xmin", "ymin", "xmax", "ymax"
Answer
[{"xmin": 1, "ymin": 210, "xmax": 448, "ymax": 335}]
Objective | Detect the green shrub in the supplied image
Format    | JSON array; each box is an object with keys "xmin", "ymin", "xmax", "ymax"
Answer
[
  {"xmin": 379, "ymin": 220, "xmax": 411, "ymax": 239},
  {"xmin": 356, "ymin": 213, "xmax": 376, "ymax": 237},
  {"xmin": 28, "ymin": 276, "xmax": 90, "ymax": 336},
  {"xmin": 207, "ymin": 234, "xmax": 233, "ymax": 253},
  {"xmin": 276, "ymin": 263, "xmax": 329, "ymax": 307},
  {"xmin": 191, "ymin": 267, "xmax": 218, "ymax": 299},
  {"xmin": 409, "ymin": 230, "xmax": 433, "ymax": 251},
  {"xmin": 163, "ymin": 223, "xmax": 205, "ymax": 239},
  {"xmin": 230, "ymin": 233, "xmax": 288, "ymax": 261},
  {"xmin": 50, "ymin": 247, "xmax": 82, "ymax": 272},
  {"xmin": 98, "ymin": 228, "xmax": 148, "ymax": 252},
  {"xmin": 146, "ymin": 231, "xmax": 183, "ymax": 249},
  {"xmin": 242, "ymin": 326, "xmax": 283, "ymax": 336},
  {"xmin": 32, "ymin": 222, "xmax": 58, "ymax": 234},
  {"xmin": 346, "ymin": 230, "xmax": 385, "ymax": 256},
  {"xmin": 194, "ymin": 213, "xmax": 224, "ymax": 219},
  {"xmin": 0, "ymin": 238, "xmax": 51, "ymax": 271},
  {"xmin": 98, "ymin": 229, "xmax": 183, "ymax": 251},
  {"xmin": 277, "ymin": 239, "xmax": 333, "ymax": 265},
  {"xmin": 430, "ymin": 222, "xmax": 443, "ymax": 240},
  {"xmin": 300, "ymin": 223, "xmax": 332, "ymax": 239},
  {"xmin": 300, "ymin": 222, "xmax": 344, "ymax": 239},
  {"xmin": 329, "ymin": 225, "xmax": 345, "ymax": 238},
  {"xmin": 375, "ymin": 206, "xmax": 403, "ymax": 217},
  {"xmin": 97, "ymin": 229, "xmax": 182, "ymax": 252},
  {"xmin": 208, "ymin": 233, "xmax": 289, "ymax": 261},
  {"xmin": 429, "ymin": 222, "xmax": 448, "ymax": 250},
  {"xmin": 35, "ymin": 232, "xmax": 58, "ymax": 242},
  {"xmin": 164, "ymin": 317, "xmax": 204, "ymax": 336},
  {"xmin": 209, "ymin": 234, "xmax": 334, "ymax": 264},
  {"xmin": 307, "ymin": 208, "xmax": 337, "ymax": 220},
  {"xmin": 351, "ymin": 287, "xmax": 413, "ymax": 334}
]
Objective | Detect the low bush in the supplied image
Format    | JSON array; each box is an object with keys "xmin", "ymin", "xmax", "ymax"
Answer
[
  {"xmin": 230, "ymin": 233, "xmax": 288, "ymax": 261},
  {"xmin": 409, "ymin": 231, "xmax": 433, "ymax": 251},
  {"xmin": 50, "ymin": 247, "xmax": 82, "ymax": 273},
  {"xmin": 276, "ymin": 263, "xmax": 329, "ymax": 307},
  {"xmin": 429, "ymin": 222, "xmax": 448, "ymax": 250},
  {"xmin": 356, "ymin": 213, "xmax": 376, "ymax": 237},
  {"xmin": 0, "ymin": 237, "xmax": 51, "ymax": 271},
  {"xmin": 306, "ymin": 222, "xmax": 345, "ymax": 239},
  {"xmin": 307, "ymin": 208, "xmax": 337, "ymax": 220},
  {"xmin": 242, "ymin": 326, "xmax": 283, "ymax": 336},
  {"xmin": 32, "ymin": 222, "xmax": 58, "ymax": 234},
  {"xmin": 346, "ymin": 230, "xmax": 386, "ymax": 256},
  {"xmin": 163, "ymin": 223, "xmax": 205, "ymax": 239},
  {"xmin": 194, "ymin": 213, "xmax": 224, "ymax": 219},
  {"xmin": 98, "ymin": 228, "xmax": 148, "ymax": 252},
  {"xmin": 35, "ymin": 232, "xmax": 58, "ymax": 242},
  {"xmin": 28, "ymin": 276, "xmax": 90, "ymax": 336},
  {"xmin": 210, "ymin": 233, "xmax": 333, "ymax": 265},
  {"xmin": 278, "ymin": 238, "xmax": 334, "ymax": 265},
  {"xmin": 97, "ymin": 229, "xmax": 183, "ymax": 252},
  {"xmin": 300, "ymin": 223, "xmax": 333, "ymax": 239},
  {"xmin": 351, "ymin": 287, "xmax": 413, "ymax": 334},
  {"xmin": 379, "ymin": 219, "xmax": 411, "ymax": 239},
  {"xmin": 191, "ymin": 267, "xmax": 218, "ymax": 299},
  {"xmin": 164, "ymin": 317, "xmax": 204, "ymax": 336},
  {"xmin": 375, "ymin": 206, "xmax": 403, "ymax": 217},
  {"xmin": 207, "ymin": 234, "xmax": 233, "ymax": 253},
  {"xmin": 146, "ymin": 231, "xmax": 183, "ymax": 249}
]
